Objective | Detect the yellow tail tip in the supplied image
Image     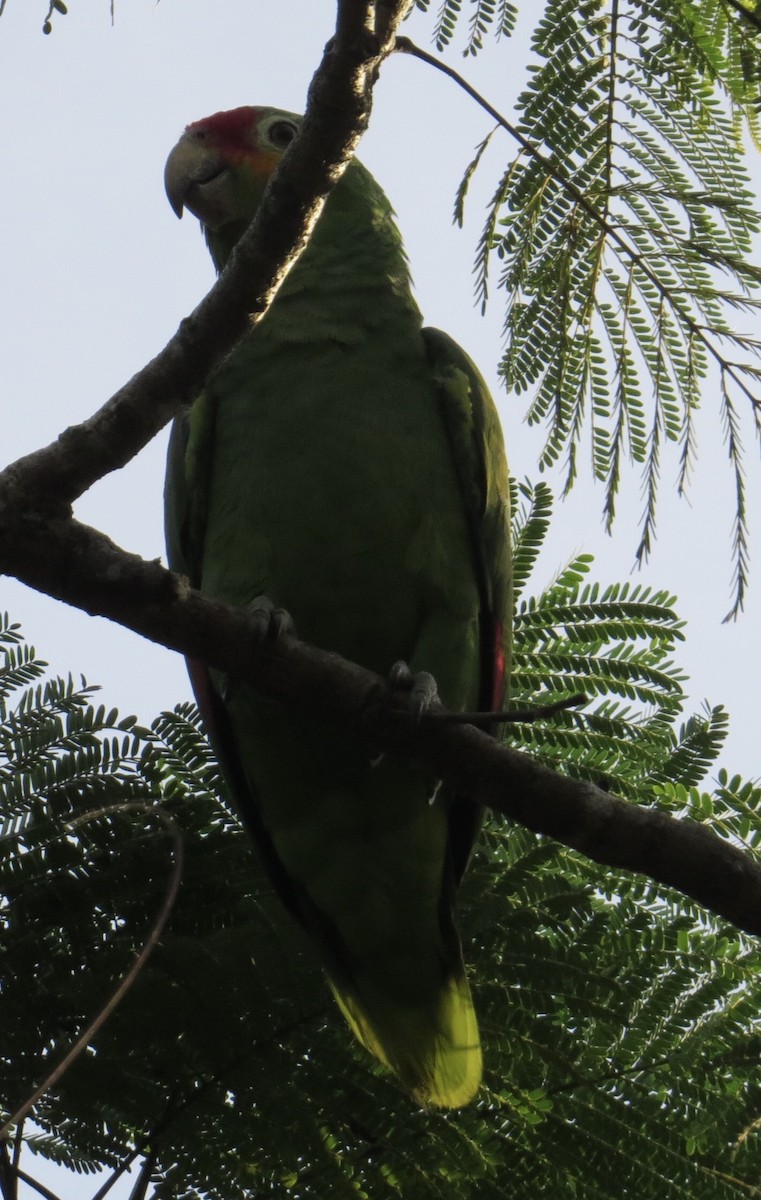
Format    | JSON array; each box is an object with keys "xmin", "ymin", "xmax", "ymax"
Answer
[{"xmin": 329, "ymin": 972, "xmax": 482, "ymax": 1108}]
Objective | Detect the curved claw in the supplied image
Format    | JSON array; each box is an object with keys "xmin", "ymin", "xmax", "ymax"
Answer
[
  {"xmin": 249, "ymin": 595, "xmax": 295, "ymax": 641},
  {"xmin": 388, "ymin": 660, "xmax": 440, "ymax": 720},
  {"xmin": 218, "ymin": 597, "xmax": 294, "ymax": 704}
]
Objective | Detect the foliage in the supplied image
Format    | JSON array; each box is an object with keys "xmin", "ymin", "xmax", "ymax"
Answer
[
  {"xmin": 414, "ymin": 0, "xmax": 519, "ymax": 53},
  {"xmin": 419, "ymin": 0, "xmax": 761, "ymax": 615},
  {"xmin": 509, "ymin": 479, "xmax": 728, "ymax": 798},
  {"xmin": 2, "ymin": 480, "xmax": 761, "ymax": 1200}
]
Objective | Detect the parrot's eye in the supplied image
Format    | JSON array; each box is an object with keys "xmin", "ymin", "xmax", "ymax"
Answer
[{"xmin": 267, "ymin": 119, "xmax": 298, "ymax": 149}]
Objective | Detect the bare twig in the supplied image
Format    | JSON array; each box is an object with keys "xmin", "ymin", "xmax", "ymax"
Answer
[
  {"xmin": 126, "ymin": 1148, "xmax": 157, "ymax": 1200},
  {"xmin": 423, "ymin": 694, "xmax": 588, "ymax": 726},
  {"xmin": 0, "ymin": 1145, "xmax": 15, "ymax": 1200},
  {"xmin": 10, "ymin": 1170, "xmax": 63, "ymax": 1200},
  {"xmin": 0, "ymin": 805, "xmax": 183, "ymax": 1141}
]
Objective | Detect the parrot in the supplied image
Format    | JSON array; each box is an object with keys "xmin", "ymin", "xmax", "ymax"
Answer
[{"xmin": 163, "ymin": 106, "xmax": 511, "ymax": 1108}]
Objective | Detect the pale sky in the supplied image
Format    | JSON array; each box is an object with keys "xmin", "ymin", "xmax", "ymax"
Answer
[{"xmin": 2, "ymin": 2, "xmax": 760, "ymax": 1196}]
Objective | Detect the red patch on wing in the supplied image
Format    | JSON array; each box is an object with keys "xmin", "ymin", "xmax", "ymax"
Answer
[
  {"xmin": 186, "ymin": 656, "xmax": 218, "ymax": 733},
  {"xmin": 491, "ymin": 620, "xmax": 506, "ymax": 711}
]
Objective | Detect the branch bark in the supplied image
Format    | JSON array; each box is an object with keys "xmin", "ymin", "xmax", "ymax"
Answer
[
  {"xmin": 2, "ymin": 508, "xmax": 761, "ymax": 937},
  {"xmin": 0, "ymin": 0, "xmax": 760, "ymax": 942}
]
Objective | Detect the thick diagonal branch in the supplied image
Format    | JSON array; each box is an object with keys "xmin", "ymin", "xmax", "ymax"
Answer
[{"xmin": 1, "ymin": 510, "xmax": 759, "ymax": 939}]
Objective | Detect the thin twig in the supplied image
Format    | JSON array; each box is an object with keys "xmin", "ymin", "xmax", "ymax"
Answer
[
  {"xmin": 0, "ymin": 1145, "xmax": 14, "ymax": 1200},
  {"xmin": 126, "ymin": 1147, "xmax": 157, "ymax": 1200},
  {"xmin": 385, "ymin": 693, "xmax": 588, "ymax": 726},
  {"xmin": 10, "ymin": 1125, "xmax": 22, "ymax": 1177},
  {"xmin": 0, "ymin": 805, "xmax": 183, "ymax": 1141},
  {"xmin": 427, "ymin": 694, "xmax": 588, "ymax": 726},
  {"xmin": 11, "ymin": 1169, "xmax": 63, "ymax": 1200}
]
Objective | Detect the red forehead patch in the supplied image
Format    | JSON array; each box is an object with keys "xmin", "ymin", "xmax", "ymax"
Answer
[{"xmin": 186, "ymin": 106, "xmax": 263, "ymax": 152}]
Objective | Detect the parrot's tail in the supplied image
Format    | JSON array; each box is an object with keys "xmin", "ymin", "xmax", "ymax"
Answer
[{"xmin": 328, "ymin": 971, "xmax": 482, "ymax": 1107}]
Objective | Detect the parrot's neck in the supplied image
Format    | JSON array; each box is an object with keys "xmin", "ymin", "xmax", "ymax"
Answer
[{"xmin": 204, "ymin": 160, "xmax": 421, "ymax": 333}]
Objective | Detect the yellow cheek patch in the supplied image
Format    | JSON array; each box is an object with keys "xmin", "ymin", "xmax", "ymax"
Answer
[{"xmin": 248, "ymin": 146, "xmax": 282, "ymax": 180}]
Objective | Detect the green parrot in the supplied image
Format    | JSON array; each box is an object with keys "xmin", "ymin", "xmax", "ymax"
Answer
[{"xmin": 164, "ymin": 106, "xmax": 511, "ymax": 1108}]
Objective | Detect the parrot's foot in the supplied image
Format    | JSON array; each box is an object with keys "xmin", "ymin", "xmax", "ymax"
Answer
[
  {"xmin": 367, "ymin": 662, "xmax": 440, "ymax": 772},
  {"xmin": 248, "ymin": 595, "xmax": 295, "ymax": 641},
  {"xmin": 219, "ymin": 595, "xmax": 292, "ymax": 700},
  {"xmin": 388, "ymin": 660, "xmax": 440, "ymax": 720},
  {"xmin": 221, "ymin": 597, "xmax": 293, "ymax": 702}
]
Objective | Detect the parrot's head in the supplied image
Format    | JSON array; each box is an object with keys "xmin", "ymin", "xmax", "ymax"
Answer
[{"xmin": 164, "ymin": 106, "xmax": 301, "ymax": 231}]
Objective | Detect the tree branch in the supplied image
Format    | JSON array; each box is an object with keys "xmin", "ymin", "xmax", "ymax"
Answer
[
  {"xmin": 1, "ymin": 509, "xmax": 759, "ymax": 938},
  {"xmin": 9, "ymin": 1169, "xmax": 62, "ymax": 1200},
  {"xmin": 0, "ymin": 0, "xmax": 759, "ymax": 946},
  {"xmin": 126, "ymin": 1148, "xmax": 157, "ymax": 1200}
]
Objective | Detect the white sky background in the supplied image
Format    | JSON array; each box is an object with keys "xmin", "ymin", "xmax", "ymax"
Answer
[{"xmin": 1, "ymin": 1, "xmax": 760, "ymax": 1196}]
